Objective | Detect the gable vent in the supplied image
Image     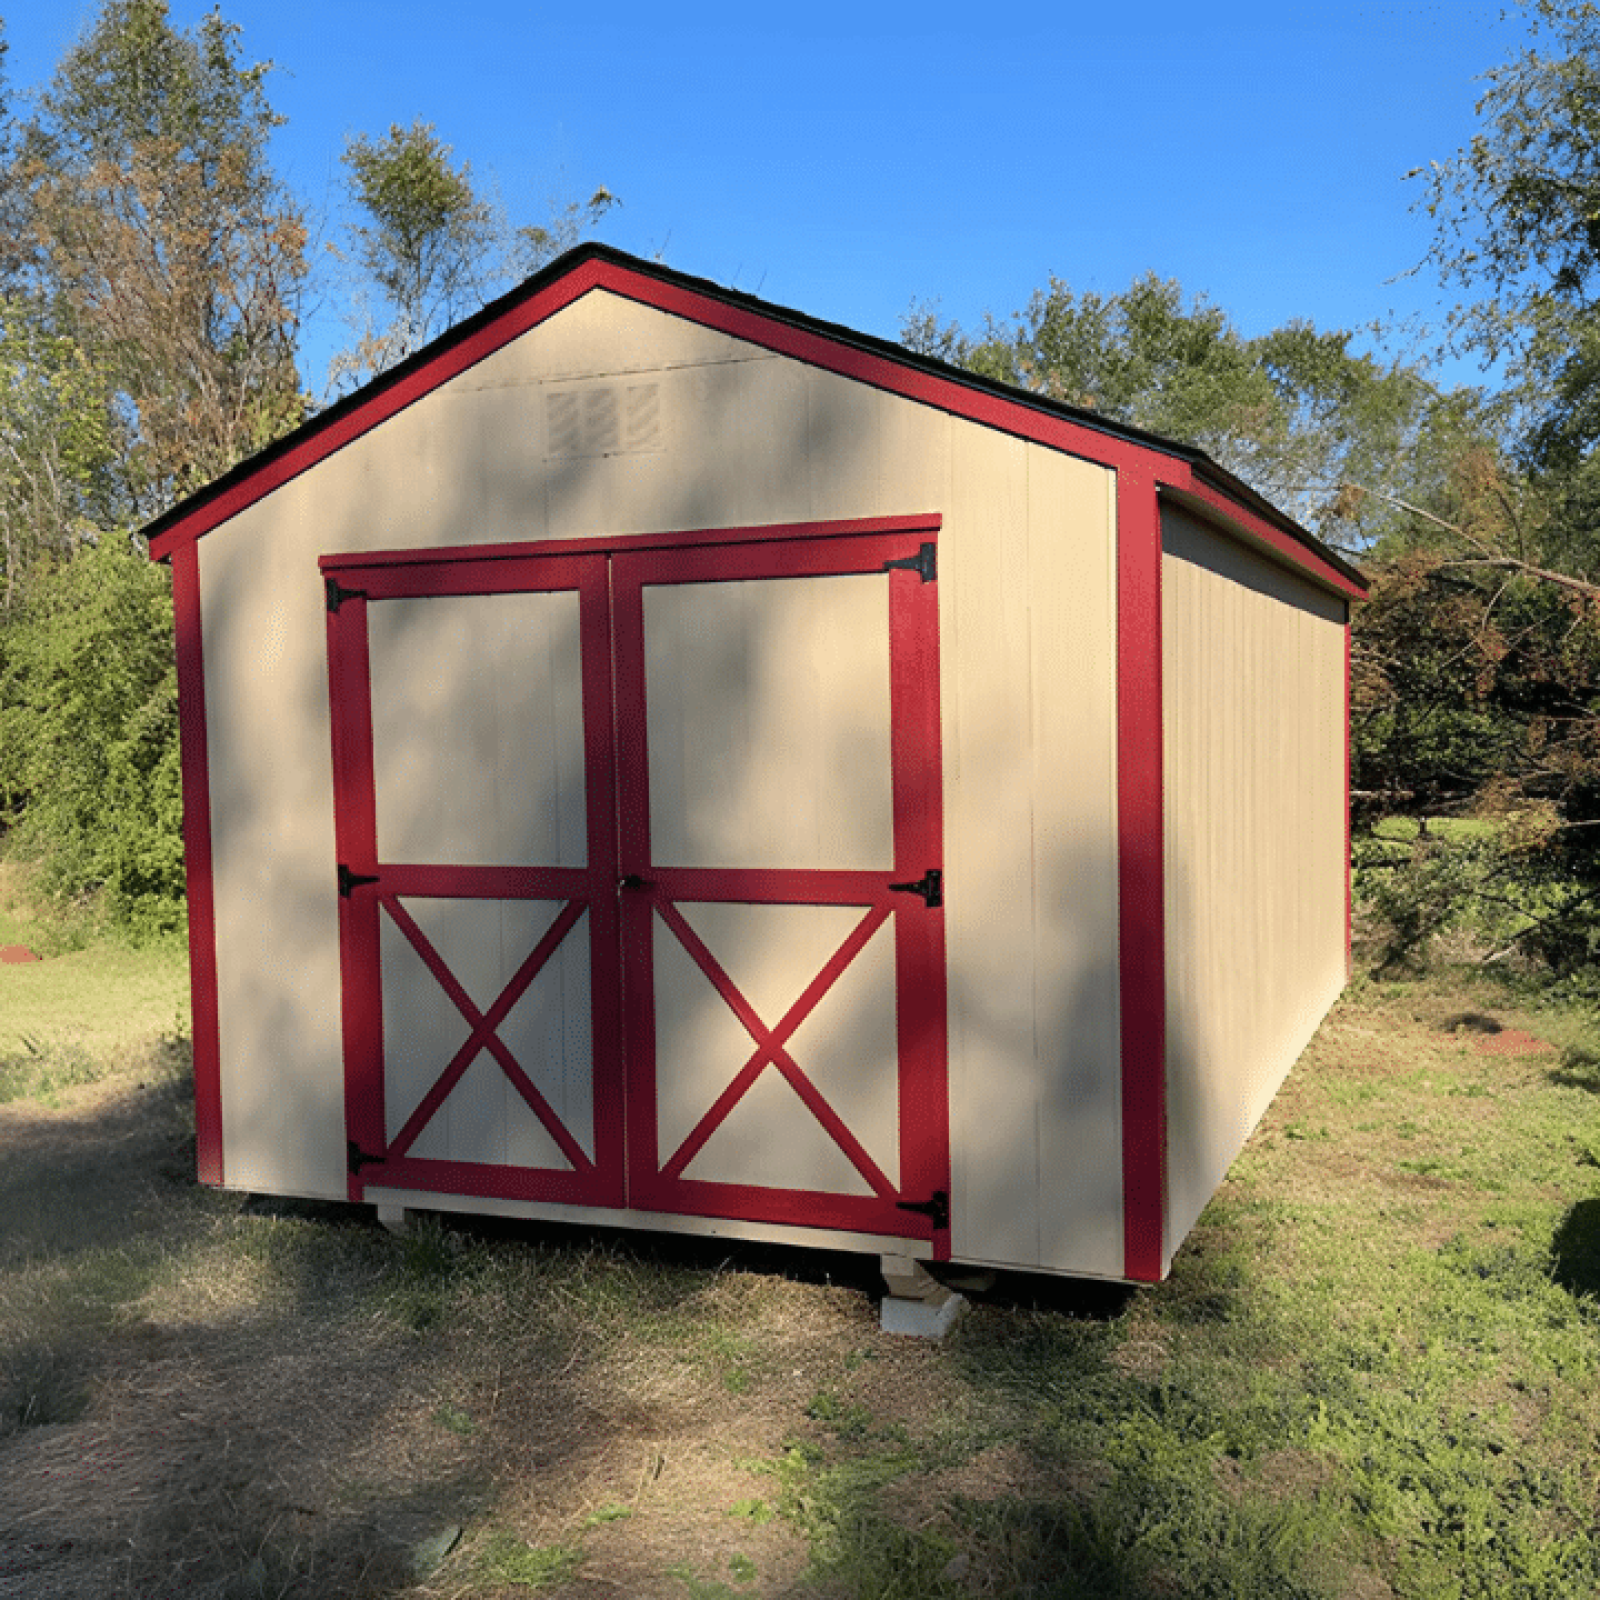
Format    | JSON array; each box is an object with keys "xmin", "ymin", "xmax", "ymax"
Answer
[{"xmin": 547, "ymin": 383, "xmax": 662, "ymax": 459}]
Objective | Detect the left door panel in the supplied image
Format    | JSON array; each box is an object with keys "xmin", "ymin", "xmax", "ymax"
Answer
[{"xmin": 326, "ymin": 552, "xmax": 623, "ymax": 1207}]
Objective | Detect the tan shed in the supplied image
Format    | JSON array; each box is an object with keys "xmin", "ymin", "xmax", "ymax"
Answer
[{"xmin": 146, "ymin": 246, "xmax": 1365, "ymax": 1305}]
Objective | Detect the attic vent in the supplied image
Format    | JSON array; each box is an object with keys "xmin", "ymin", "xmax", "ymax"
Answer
[{"xmin": 547, "ymin": 383, "xmax": 662, "ymax": 459}]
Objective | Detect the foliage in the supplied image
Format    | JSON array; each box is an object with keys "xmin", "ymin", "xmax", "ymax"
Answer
[
  {"xmin": 332, "ymin": 119, "xmax": 617, "ymax": 390},
  {"xmin": 903, "ymin": 272, "xmax": 1498, "ymax": 553},
  {"xmin": 18, "ymin": 0, "xmax": 307, "ymax": 509},
  {"xmin": 337, "ymin": 119, "xmax": 500, "ymax": 375},
  {"xmin": 1416, "ymin": 1, "xmax": 1600, "ymax": 476},
  {"xmin": 0, "ymin": 294, "xmax": 122, "ymax": 612},
  {"xmin": 0, "ymin": 535, "xmax": 182, "ymax": 937}
]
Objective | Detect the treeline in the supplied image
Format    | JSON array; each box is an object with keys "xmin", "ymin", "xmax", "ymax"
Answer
[
  {"xmin": 0, "ymin": 0, "xmax": 613, "ymax": 936},
  {"xmin": 917, "ymin": 2, "xmax": 1600, "ymax": 987},
  {"xmin": 5, "ymin": 2, "xmax": 1600, "ymax": 983}
]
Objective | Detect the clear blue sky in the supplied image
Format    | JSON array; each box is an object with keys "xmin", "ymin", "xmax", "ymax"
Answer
[{"xmin": 6, "ymin": 1, "xmax": 1525, "ymax": 394}]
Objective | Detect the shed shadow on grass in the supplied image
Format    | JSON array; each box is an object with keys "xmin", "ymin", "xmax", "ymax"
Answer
[{"xmin": 1550, "ymin": 1197, "xmax": 1600, "ymax": 1299}]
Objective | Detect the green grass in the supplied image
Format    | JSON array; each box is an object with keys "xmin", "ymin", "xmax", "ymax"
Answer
[{"xmin": 4, "ymin": 893, "xmax": 1600, "ymax": 1596}]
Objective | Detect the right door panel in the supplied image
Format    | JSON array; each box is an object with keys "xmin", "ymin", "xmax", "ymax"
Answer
[{"xmin": 613, "ymin": 532, "xmax": 951, "ymax": 1250}]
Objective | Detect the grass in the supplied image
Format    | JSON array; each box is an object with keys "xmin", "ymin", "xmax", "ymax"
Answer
[{"xmin": 4, "ymin": 880, "xmax": 1600, "ymax": 1595}]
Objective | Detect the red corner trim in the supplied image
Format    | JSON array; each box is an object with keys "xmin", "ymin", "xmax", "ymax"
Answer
[
  {"xmin": 1117, "ymin": 466, "xmax": 1167, "ymax": 1282},
  {"xmin": 1345, "ymin": 612, "xmax": 1354, "ymax": 973},
  {"xmin": 172, "ymin": 543, "xmax": 223, "ymax": 1186}
]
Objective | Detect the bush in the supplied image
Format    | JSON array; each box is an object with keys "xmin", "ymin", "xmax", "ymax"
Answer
[{"xmin": 0, "ymin": 536, "xmax": 183, "ymax": 938}]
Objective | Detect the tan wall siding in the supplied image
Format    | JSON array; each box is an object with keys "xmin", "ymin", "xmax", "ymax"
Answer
[
  {"xmin": 1160, "ymin": 503, "xmax": 1348, "ymax": 1267},
  {"xmin": 199, "ymin": 288, "xmax": 1124, "ymax": 1275}
]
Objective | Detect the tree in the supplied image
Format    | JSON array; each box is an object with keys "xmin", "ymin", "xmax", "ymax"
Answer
[
  {"xmin": 337, "ymin": 119, "xmax": 499, "ymax": 376},
  {"xmin": 19, "ymin": 0, "xmax": 307, "ymax": 510},
  {"xmin": 333, "ymin": 119, "xmax": 618, "ymax": 390},
  {"xmin": 0, "ymin": 296, "xmax": 121, "ymax": 614},
  {"xmin": 0, "ymin": 533, "xmax": 182, "ymax": 936},
  {"xmin": 1416, "ymin": 0, "xmax": 1600, "ymax": 569},
  {"xmin": 904, "ymin": 273, "xmax": 1494, "ymax": 554}
]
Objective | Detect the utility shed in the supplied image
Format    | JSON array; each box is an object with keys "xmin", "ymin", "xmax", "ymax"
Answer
[{"xmin": 146, "ymin": 245, "xmax": 1366, "ymax": 1287}]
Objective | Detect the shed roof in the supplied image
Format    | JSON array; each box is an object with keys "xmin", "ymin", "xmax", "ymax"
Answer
[{"xmin": 142, "ymin": 243, "xmax": 1366, "ymax": 597}]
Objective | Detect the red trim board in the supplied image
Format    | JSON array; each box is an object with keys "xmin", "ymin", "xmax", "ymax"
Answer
[
  {"xmin": 1345, "ymin": 614, "xmax": 1354, "ymax": 973},
  {"xmin": 321, "ymin": 513, "xmax": 940, "ymax": 573},
  {"xmin": 172, "ymin": 543, "xmax": 224, "ymax": 1186},
  {"xmin": 1116, "ymin": 465, "xmax": 1168, "ymax": 1283}
]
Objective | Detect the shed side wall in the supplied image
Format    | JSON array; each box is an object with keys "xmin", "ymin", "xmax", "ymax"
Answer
[
  {"xmin": 196, "ymin": 287, "xmax": 1124, "ymax": 1275},
  {"xmin": 1160, "ymin": 503, "xmax": 1349, "ymax": 1268}
]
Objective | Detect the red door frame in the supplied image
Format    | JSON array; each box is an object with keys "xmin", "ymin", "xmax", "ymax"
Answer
[
  {"xmin": 325, "ymin": 549, "xmax": 625, "ymax": 1208},
  {"xmin": 612, "ymin": 531, "xmax": 950, "ymax": 1253},
  {"xmin": 323, "ymin": 515, "xmax": 949, "ymax": 1252}
]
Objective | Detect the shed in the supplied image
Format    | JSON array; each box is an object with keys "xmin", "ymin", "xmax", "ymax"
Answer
[{"xmin": 146, "ymin": 245, "xmax": 1366, "ymax": 1300}]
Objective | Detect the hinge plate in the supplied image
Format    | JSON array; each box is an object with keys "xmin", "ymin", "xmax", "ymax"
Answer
[
  {"xmin": 883, "ymin": 542, "xmax": 936, "ymax": 583},
  {"xmin": 888, "ymin": 868, "xmax": 942, "ymax": 908},
  {"xmin": 325, "ymin": 575, "xmax": 367, "ymax": 613},
  {"xmin": 338, "ymin": 863, "xmax": 380, "ymax": 898},
  {"xmin": 895, "ymin": 1189, "xmax": 950, "ymax": 1231},
  {"xmin": 347, "ymin": 1140, "xmax": 384, "ymax": 1174}
]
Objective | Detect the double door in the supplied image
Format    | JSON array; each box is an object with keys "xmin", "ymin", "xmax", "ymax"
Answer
[{"xmin": 325, "ymin": 525, "xmax": 948, "ymax": 1247}]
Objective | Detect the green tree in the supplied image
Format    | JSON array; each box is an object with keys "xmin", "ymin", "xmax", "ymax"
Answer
[
  {"xmin": 1416, "ymin": 0, "xmax": 1600, "ymax": 576},
  {"xmin": 0, "ymin": 534, "xmax": 181, "ymax": 937},
  {"xmin": 904, "ymin": 273, "xmax": 1494, "ymax": 554},
  {"xmin": 20, "ymin": 0, "xmax": 307, "ymax": 509},
  {"xmin": 0, "ymin": 296, "xmax": 121, "ymax": 614},
  {"xmin": 333, "ymin": 119, "xmax": 618, "ymax": 389},
  {"xmin": 337, "ymin": 119, "xmax": 499, "ymax": 376}
]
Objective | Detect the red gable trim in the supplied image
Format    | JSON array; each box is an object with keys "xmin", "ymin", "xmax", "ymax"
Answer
[{"xmin": 148, "ymin": 254, "xmax": 1364, "ymax": 602}]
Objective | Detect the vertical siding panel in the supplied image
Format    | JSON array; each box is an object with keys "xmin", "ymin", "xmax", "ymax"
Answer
[
  {"xmin": 804, "ymin": 368, "xmax": 886, "ymax": 522},
  {"xmin": 1028, "ymin": 450, "xmax": 1124, "ymax": 1278},
  {"xmin": 944, "ymin": 423, "xmax": 1038, "ymax": 1267},
  {"xmin": 1161, "ymin": 505, "xmax": 1349, "ymax": 1256}
]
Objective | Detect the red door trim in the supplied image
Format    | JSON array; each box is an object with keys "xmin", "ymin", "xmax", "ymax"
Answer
[
  {"xmin": 381, "ymin": 896, "xmax": 593, "ymax": 1173},
  {"xmin": 172, "ymin": 543, "xmax": 224, "ymax": 1186},
  {"xmin": 1118, "ymin": 468, "xmax": 1168, "ymax": 1282},
  {"xmin": 325, "ymin": 551, "xmax": 625, "ymax": 1209},
  {"xmin": 319, "ymin": 513, "xmax": 941, "ymax": 574},
  {"xmin": 611, "ymin": 529, "xmax": 950, "ymax": 1250}
]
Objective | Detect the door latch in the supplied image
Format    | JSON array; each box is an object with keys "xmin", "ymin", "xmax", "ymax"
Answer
[{"xmin": 888, "ymin": 868, "xmax": 942, "ymax": 908}]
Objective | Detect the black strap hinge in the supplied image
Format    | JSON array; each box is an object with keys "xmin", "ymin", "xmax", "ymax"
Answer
[
  {"xmin": 883, "ymin": 542, "xmax": 936, "ymax": 583},
  {"xmin": 338, "ymin": 863, "xmax": 380, "ymax": 897},
  {"xmin": 325, "ymin": 575, "xmax": 367, "ymax": 613},
  {"xmin": 347, "ymin": 1140, "xmax": 385, "ymax": 1174},
  {"xmin": 896, "ymin": 1189, "xmax": 950, "ymax": 1231},
  {"xmin": 888, "ymin": 868, "xmax": 942, "ymax": 908}
]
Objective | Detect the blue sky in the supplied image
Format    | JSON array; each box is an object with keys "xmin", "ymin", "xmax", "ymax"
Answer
[{"xmin": 6, "ymin": 1, "xmax": 1526, "ymax": 394}]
